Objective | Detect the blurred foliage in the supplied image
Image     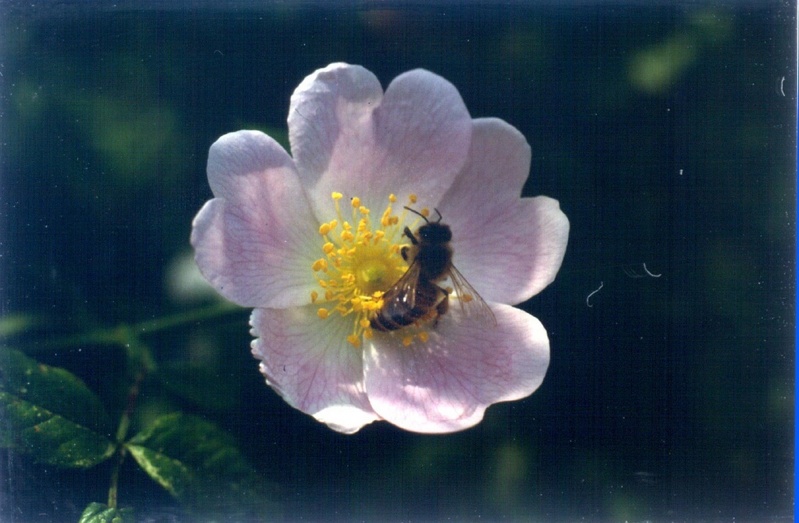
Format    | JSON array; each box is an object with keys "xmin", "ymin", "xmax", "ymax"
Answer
[{"xmin": 0, "ymin": 3, "xmax": 793, "ymax": 522}]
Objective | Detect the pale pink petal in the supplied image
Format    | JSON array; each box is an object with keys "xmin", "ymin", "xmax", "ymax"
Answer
[
  {"xmin": 191, "ymin": 131, "xmax": 321, "ymax": 308},
  {"xmin": 440, "ymin": 118, "xmax": 533, "ymax": 204},
  {"xmin": 250, "ymin": 307, "xmax": 379, "ymax": 434},
  {"xmin": 288, "ymin": 63, "xmax": 472, "ymax": 216},
  {"xmin": 363, "ymin": 304, "xmax": 549, "ymax": 434},
  {"xmin": 448, "ymin": 196, "xmax": 569, "ymax": 305},
  {"xmin": 438, "ymin": 119, "xmax": 569, "ymax": 304}
]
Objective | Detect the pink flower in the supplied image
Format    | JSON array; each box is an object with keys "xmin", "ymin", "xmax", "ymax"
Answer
[{"xmin": 191, "ymin": 63, "xmax": 569, "ymax": 434}]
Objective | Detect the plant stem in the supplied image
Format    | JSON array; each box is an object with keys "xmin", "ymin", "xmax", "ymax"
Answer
[
  {"xmin": 20, "ymin": 301, "xmax": 243, "ymax": 353},
  {"xmin": 132, "ymin": 301, "xmax": 241, "ymax": 335}
]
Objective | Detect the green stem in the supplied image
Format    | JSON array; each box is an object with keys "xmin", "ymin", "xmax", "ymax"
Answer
[
  {"xmin": 106, "ymin": 327, "xmax": 150, "ymax": 509},
  {"xmin": 21, "ymin": 301, "xmax": 242, "ymax": 352},
  {"xmin": 107, "ymin": 445, "xmax": 125, "ymax": 509},
  {"xmin": 131, "ymin": 300, "xmax": 241, "ymax": 335}
]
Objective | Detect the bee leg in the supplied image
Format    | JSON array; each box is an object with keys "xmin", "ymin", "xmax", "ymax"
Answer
[
  {"xmin": 400, "ymin": 245, "xmax": 409, "ymax": 262},
  {"xmin": 432, "ymin": 286, "xmax": 449, "ymax": 328},
  {"xmin": 403, "ymin": 227, "xmax": 419, "ymax": 244}
]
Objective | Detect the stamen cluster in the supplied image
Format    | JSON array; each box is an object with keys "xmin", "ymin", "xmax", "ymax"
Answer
[{"xmin": 311, "ymin": 192, "xmax": 415, "ymax": 347}]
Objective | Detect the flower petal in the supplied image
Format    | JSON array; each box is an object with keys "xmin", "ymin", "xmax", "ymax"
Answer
[
  {"xmin": 363, "ymin": 304, "xmax": 549, "ymax": 434},
  {"xmin": 250, "ymin": 307, "xmax": 379, "ymax": 434},
  {"xmin": 289, "ymin": 63, "xmax": 472, "ymax": 215},
  {"xmin": 450, "ymin": 197, "xmax": 569, "ymax": 305},
  {"xmin": 438, "ymin": 119, "xmax": 570, "ymax": 304},
  {"xmin": 191, "ymin": 131, "xmax": 321, "ymax": 308}
]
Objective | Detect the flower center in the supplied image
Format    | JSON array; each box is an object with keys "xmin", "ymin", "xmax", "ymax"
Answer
[{"xmin": 310, "ymin": 192, "xmax": 426, "ymax": 347}]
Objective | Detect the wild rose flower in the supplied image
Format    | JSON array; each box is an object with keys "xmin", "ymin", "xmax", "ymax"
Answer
[{"xmin": 191, "ymin": 63, "xmax": 569, "ymax": 434}]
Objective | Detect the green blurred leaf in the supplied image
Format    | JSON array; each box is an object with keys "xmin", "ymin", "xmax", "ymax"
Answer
[
  {"xmin": 127, "ymin": 412, "xmax": 279, "ymax": 518},
  {"xmin": 0, "ymin": 348, "xmax": 115, "ymax": 467},
  {"xmin": 158, "ymin": 362, "xmax": 237, "ymax": 411},
  {"xmin": 79, "ymin": 502, "xmax": 135, "ymax": 523},
  {"xmin": 0, "ymin": 314, "xmax": 41, "ymax": 337}
]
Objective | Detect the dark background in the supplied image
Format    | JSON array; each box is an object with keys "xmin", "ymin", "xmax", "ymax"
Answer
[{"xmin": 0, "ymin": 2, "xmax": 794, "ymax": 521}]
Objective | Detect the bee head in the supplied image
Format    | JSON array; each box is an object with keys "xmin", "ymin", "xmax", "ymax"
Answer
[{"xmin": 405, "ymin": 206, "xmax": 451, "ymax": 244}]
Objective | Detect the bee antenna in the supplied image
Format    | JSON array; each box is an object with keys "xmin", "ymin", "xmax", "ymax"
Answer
[
  {"xmin": 403, "ymin": 206, "xmax": 429, "ymax": 223},
  {"xmin": 403, "ymin": 206, "xmax": 444, "ymax": 223}
]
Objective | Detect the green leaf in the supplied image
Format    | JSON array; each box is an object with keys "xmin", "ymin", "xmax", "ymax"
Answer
[
  {"xmin": 158, "ymin": 362, "xmax": 237, "ymax": 411},
  {"xmin": 127, "ymin": 412, "xmax": 279, "ymax": 518},
  {"xmin": 0, "ymin": 314, "xmax": 41, "ymax": 337},
  {"xmin": 0, "ymin": 348, "xmax": 115, "ymax": 467},
  {"xmin": 79, "ymin": 502, "xmax": 135, "ymax": 523}
]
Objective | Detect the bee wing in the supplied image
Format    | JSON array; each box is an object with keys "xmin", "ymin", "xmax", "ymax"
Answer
[
  {"xmin": 446, "ymin": 265, "xmax": 497, "ymax": 327},
  {"xmin": 383, "ymin": 259, "xmax": 423, "ymax": 310}
]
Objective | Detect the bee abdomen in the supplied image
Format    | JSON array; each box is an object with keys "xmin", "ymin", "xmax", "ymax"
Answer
[
  {"xmin": 370, "ymin": 305, "xmax": 427, "ymax": 332},
  {"xmin": 370, "ymin": 281, "xmax": 441, "ymax": 332}
]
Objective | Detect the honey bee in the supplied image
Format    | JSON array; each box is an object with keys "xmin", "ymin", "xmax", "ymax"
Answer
[{"xmin": 370, "ymin": 207, "xmax": 495, "ymax": 332}]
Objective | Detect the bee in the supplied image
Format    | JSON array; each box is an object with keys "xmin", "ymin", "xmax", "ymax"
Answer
[{"xmin": 370, "ymin": 207, "xmax": 495, "ymax": 332}]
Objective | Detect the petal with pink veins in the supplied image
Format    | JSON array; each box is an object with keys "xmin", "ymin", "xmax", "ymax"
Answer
[
  {"xmin": 438, "ymin": 118, "xmax": 570, "ymax": 304},
  {"xmin": 363, "ymin": 304, "xmax": 550, "ymax": 434},
  {"xmin": 191, "ymin": 131, "xmax": 321, "ymax": 308},
  {"xmin": 250, "ymin": 307, "xmax": 380, "ymax": 434},
  {"xmin": 447, "ymin": 196, "xmax": 569, "ymax": 305},
  {"xmin": 289, "ymin": 63, "xmax": 472, "ymax": 216}
]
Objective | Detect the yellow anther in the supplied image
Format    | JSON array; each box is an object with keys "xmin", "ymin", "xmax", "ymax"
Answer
[
  {"xmin": 418, "ymin": 331, "xmax": 430, "ymax": 343},
  {"xmin": 312, "ymin": 190, "xmax": 428, "ymax": 349},
  {"xmin": 421, "ymin": 208, "xmax": 430, "ymax": 217}
]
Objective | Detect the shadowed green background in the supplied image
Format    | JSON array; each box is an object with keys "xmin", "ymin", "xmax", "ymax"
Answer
[{"xmin": 1, "ymin": 2, "xmax": 793, "ymax": 521}]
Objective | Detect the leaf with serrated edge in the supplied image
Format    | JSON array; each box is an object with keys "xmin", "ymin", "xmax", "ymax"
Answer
[
  {"xmin": 79, "ymin": 502, "xmax": 135, "ymax": 523},
  {"xmin": 127, "ymin": 412, "xmax": 278, "ymax": 516},
  {"xmin": 0, "ymin": 348, "xmax": 115, "ymax": 467}
]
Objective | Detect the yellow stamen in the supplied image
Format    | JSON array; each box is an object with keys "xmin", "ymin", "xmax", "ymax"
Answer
[{"xmin": 310, "ymin": 192, "xmax": 437, "ymax": 348}]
